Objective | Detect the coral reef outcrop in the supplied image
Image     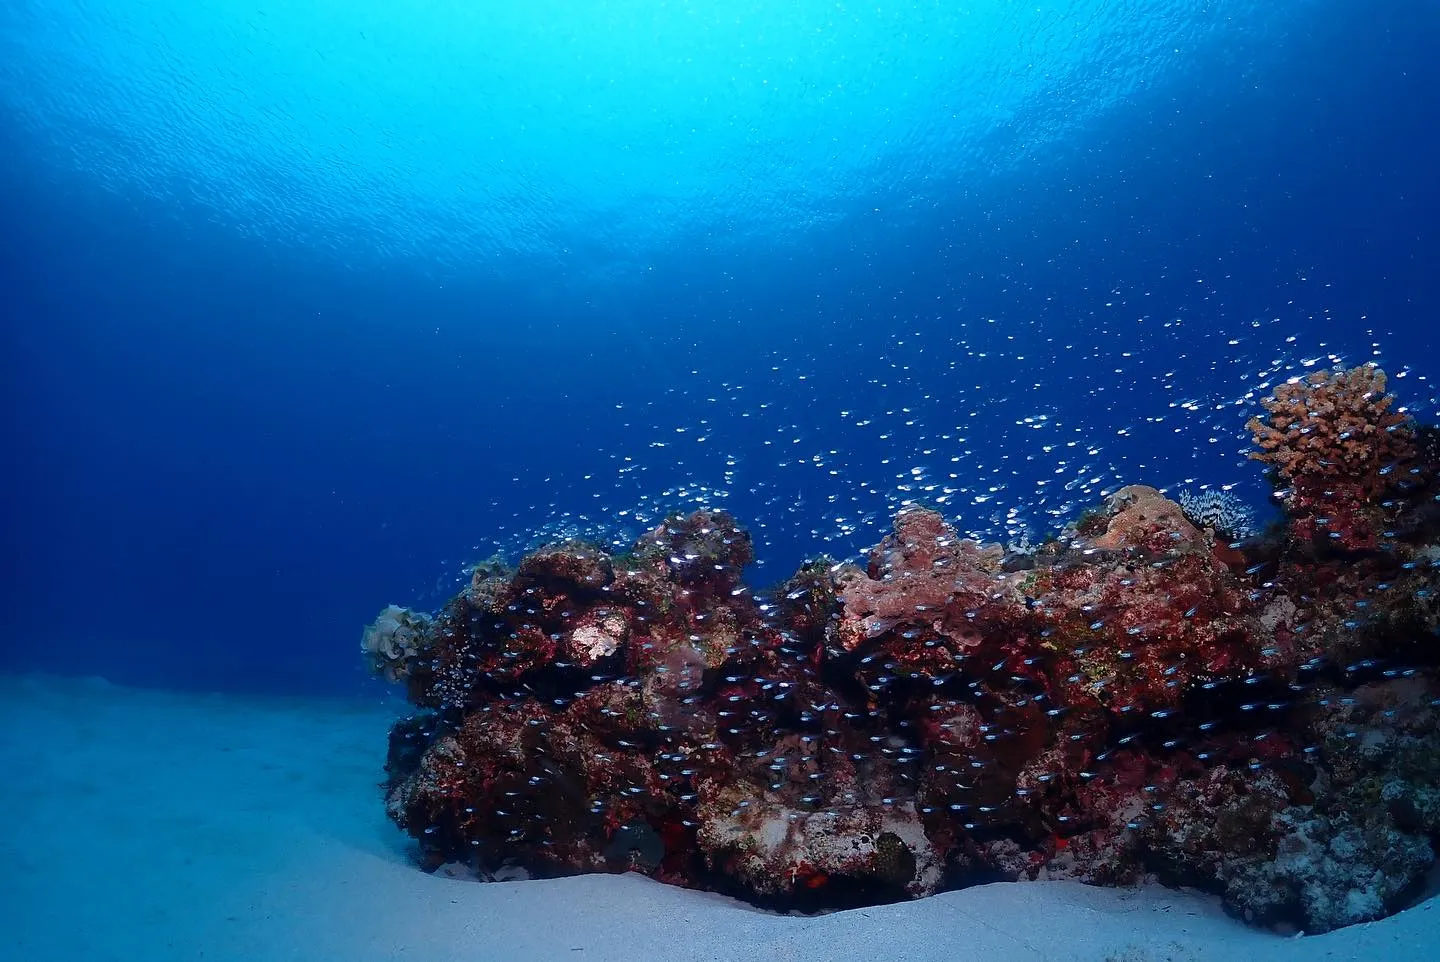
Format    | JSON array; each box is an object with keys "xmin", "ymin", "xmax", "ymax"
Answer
[{"xmin": 366, "ymin": 366, "xmax": 1440, "ymax": 932}]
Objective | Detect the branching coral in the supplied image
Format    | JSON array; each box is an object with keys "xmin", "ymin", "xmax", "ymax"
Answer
[{"xmin": 1247, "ymin": 365, "xmax": 1417, "ymax": 549}]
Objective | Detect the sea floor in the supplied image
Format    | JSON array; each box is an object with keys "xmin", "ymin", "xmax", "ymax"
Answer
[{"xmin": 2, "ymin": 673, "xmax": 1436, "ymax": 962}]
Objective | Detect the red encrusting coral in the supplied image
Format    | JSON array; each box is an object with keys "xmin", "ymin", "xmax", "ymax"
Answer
[{"xmin": 367, "ymin": 366, "xmax": 1440, "ymax": 932}]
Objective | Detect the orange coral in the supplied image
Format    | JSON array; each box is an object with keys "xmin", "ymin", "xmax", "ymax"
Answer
[
  {"xmin": 1247, "ymin": 365, "xmax": 1413, "ymax": 491},
  {"xmin": 1247, "ymin": 365, "xmax": 1415, "ymax": 549},
  {"xmin": 1091, "ymin": 484, "xmax": 1207, "ymax": 555}
]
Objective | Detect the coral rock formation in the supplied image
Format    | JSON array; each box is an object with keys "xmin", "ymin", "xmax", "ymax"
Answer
[{"xmin": 367, "ymin": 366, "xmax": 1440, "ymax": 932}]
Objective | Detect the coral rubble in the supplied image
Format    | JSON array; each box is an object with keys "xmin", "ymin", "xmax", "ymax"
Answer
[{"xmin": 367, "ymin": 366, "xmax": 1440, "ymax": 932}]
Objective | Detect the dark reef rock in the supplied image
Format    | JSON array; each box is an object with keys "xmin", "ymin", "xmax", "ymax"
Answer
[{"xmin": 366, "ymin": 366, "xmax": 1440, "ymax": 932}]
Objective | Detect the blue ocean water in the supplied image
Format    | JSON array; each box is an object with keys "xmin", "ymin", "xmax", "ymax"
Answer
[{"xmin": 2, "ymin": 0, "xmax": 1437, "ymax": 696}]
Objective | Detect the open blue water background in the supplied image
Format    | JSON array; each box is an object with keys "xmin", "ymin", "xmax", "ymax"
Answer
[{"xmin": 2, "ymin": 0, "xmax": 1437, "ymax": 694}]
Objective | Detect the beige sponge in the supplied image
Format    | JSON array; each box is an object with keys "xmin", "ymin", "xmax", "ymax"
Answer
[{"xmin": 362, "ymin": 605, "xmax": 433, "ymax": 682}]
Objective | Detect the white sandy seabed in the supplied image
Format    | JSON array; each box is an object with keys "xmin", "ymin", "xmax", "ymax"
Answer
[{"xmin": 2, "ymin": 673, "xmax": 1437, "ymax": 962}]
